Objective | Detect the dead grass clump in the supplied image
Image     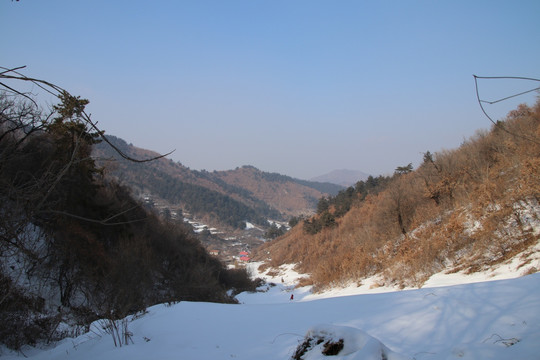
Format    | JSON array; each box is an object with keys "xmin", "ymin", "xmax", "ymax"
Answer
[
  {"xmin": 291, "ymin": 336, "xmax": 344, "ymax": 360},
  {"xmin": 296, "ymin": 276, "xmax": 314, "ymax": 288},
  {"xmin": 522, "ymin": 267, "xmax": 538, "ymax": 276},
  {"xmin": 323, "ymin": 338, "xmax": 344, "ymax": 355},
  {"xmin": 266, "ymin": 269, "xmax": 280, "ymax": 277},
  {"xmin": 257, "ymin": 262, "xmax": 271, "ymax": 273}
]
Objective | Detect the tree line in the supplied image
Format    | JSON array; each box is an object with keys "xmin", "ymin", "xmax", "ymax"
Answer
[{"xmin": 302, "ymin": 175, "xmax": 392, "ymax": 235}]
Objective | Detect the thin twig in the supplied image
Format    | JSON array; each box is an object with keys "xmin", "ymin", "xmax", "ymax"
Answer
[
  {"xmin": 46, "ymin": 210, "xmax": 147, "ymax": 226},
  {"xmin": 0, "ymin": 66, "xmax": 176, "ymax": 162},
  {"xmin": 473, "ymin": 74, "xmax": 540, "ymax": 145}
]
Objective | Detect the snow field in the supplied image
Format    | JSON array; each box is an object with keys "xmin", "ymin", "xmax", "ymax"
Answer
[{"xmin": 1, "ymin": 269, "xmax": 539, "ymax": 360}]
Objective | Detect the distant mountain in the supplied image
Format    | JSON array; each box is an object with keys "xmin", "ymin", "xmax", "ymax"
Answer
[
  {"xmin": 93, "ymin": 136, "xmax": 338, "ymax": 229},
  {"xmin": 213, "ymin": 165, "xmax": 343, "ymax": 216},
  {"xmin": 310, "ymin": 169, "xmax": 370, "ymax": 187}
]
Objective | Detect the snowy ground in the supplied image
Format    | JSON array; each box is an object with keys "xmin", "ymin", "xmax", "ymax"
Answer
[{"xmin": 2, "ymin": 261, "xmax": 540, "ymax": 360}]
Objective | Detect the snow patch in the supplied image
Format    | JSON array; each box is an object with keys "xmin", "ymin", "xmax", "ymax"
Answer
[{"xmin": 245, "ymin": 221, "xmax": 263, "ymax": 230}]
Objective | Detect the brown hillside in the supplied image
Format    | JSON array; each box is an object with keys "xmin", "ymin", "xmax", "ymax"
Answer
[
  {"xmin": 95, "ymin": 140, "xmax": 325, "ymax": 226},
  {"xmin": 255, "ymin": 100, "xmax": 540, "ymax": 290},
  {"xmin": 96, "ymin": 142, "xmax": 225, "ymax": 197},
  {"xmin": 214, "ymin": 166, "xmax": 323, "ymax": 217}
]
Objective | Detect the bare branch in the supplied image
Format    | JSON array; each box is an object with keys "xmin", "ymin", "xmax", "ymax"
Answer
[
  {"xmin": 473, "ymin": 75, "xmax": 540, "ymax": 145},
  {"xmin": 0, "ymin": 66, "xmax": 175, "ymax": 162},
  {"xmin": 45, "ymin": 210, "xmax": 147, "ymax": 226},
  {"xmin": 80, "ymin": 110, "xmax": 176, "ymax": 163},
  {"xmin": 0, "ymin": 66, "xmax": 28, "ymax": 76}
]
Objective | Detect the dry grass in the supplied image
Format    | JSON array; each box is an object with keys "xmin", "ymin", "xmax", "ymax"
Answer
[{"xmin": 255, "ymin": 100, "xmax": 540, "ymax": 290}]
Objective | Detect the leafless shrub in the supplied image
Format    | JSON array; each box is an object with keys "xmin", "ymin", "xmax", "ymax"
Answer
[{"xmin": 97, "ymin": 318, "xmax": 133, "ymax": 347}]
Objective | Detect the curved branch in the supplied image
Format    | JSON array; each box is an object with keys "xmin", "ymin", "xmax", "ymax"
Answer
[
  {"xmin": 80, "ymin": 111, "xmax": 176, "ymax": 162},
  {"xmin": 473, "ymin": 74, "xmax": 540, "ymax": 145},
  {"xmin": 45, "ymin": 210, "xmax": 147, "ymax": 226},
  {"xmin": 0, "ymin": 65, "xmax": 175, "ymax": 162}
]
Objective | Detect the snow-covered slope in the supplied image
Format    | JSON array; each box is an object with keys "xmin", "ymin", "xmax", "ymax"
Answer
[{"xmin": 2, "ymin": 269, "xmax": 539, "ymax": 360}]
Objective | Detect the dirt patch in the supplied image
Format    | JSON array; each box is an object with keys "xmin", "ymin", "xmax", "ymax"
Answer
[{"xmin": 291, "ymin": 336, "xmax": 344, "ymax": 359}]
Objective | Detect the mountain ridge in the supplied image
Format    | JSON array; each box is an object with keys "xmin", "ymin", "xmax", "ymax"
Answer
[
  {"xmin": 93, "ymin": 136, "xmax": 342, "ymax": 229},
  {"xmin": 311, "ymin": 169, "xmax": 370, "ymax": 187}
]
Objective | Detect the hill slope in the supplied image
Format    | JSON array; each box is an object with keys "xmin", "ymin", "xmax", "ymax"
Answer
[
  {"xmin": 212, "ymin": 165, "xmax": 342, "ymax": 218},
  {"xmin": 255, "ymin": 100, "xmax": 540, "ymax": 289},
  {"xmin": 94, "ymin": 137, "xmax": 340, "ymax": 229}
]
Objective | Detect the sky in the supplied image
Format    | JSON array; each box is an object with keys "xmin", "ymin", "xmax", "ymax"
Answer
[{"xmin": 2, "ymin": 1, "xmax": 540, "ymax": 180}]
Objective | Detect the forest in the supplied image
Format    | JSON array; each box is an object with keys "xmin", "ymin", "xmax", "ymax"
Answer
[
  {"xmin": 0, "ymin": 82, "xmax": 256, "ymax": 350},
  {"xmin": 94, "ymin": 137, "xmax": 330, "ymax": 230}
]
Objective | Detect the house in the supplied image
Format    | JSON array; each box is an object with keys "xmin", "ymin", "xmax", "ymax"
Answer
[{"xmin": 238, "ymin": 251, "xmax": 250, "ymax": 262}]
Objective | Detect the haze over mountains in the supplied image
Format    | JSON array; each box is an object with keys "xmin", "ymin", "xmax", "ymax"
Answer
[{"xmin": 310, "ymin": 169, "xmax": 370, "ymax": 187}]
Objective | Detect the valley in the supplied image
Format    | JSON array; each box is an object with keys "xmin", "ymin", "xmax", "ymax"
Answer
[
  {"xmin": 93, "ymin": 136, "xmax": 345, "ymax": 265},
  {"xmin": 138, "ymin": 191, "xmax": 267, "ymax": 265},
  {"xmin": 1, "ymin": 70, "xmax": 539, "ymax": 360},
  {"xmin": 2, "ymin": 1, "xmax": 539, "ymax": 358}
]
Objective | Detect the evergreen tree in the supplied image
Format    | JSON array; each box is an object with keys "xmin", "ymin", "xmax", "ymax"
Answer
[
  {"xmin": 395, "ymin": 163, "xmax": 413, "ymax": 175},
  {"xmin": 317, "ymin": 197, "xmax": 330, "ymax": 214}
]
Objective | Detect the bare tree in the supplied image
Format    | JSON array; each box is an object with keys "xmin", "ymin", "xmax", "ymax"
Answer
[{"xmin": 1, "ymin": 66, "xmax": 174, "ymax": 163}]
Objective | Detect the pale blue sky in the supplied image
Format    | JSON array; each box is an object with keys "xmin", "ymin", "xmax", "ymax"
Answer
[{"xmin": 3, "ymin": 1, "xmax": 540, "ymax": 179}]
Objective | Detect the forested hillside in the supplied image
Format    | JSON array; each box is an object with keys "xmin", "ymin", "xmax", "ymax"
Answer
[
  {"xmin": 0, "ymin": 88, "xmax": 256, "ymax": 350},
  {"xmin": 94, "ymin": 138, "xmax": 341, "ymax": 229},
  {"xmin": 255, "ymin": 99, "xmax": 540, "ymax": 290},
  {"xmin": 212, "ymin": 165, "xmax": 342, "ymax": 217}
]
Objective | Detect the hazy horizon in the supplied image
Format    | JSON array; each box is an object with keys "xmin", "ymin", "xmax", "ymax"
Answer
[{"xmin": 3, "ymin": 1, "xmax": 540, "ymax": 179}]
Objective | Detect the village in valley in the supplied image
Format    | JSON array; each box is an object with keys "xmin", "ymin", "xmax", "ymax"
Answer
[{"xmin": 141, "ymin": 193, "xmax": 272, "ymax": 267}]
